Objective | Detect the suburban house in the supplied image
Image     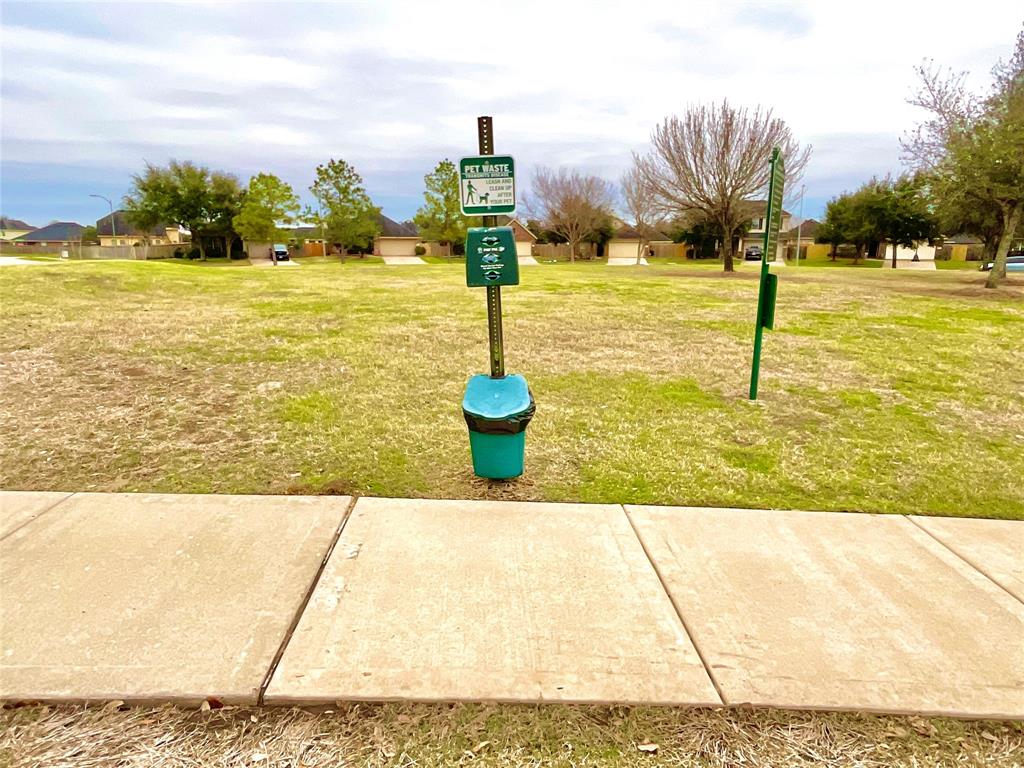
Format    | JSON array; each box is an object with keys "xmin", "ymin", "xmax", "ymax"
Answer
[
  {"xmin": 606, "ymin": 222, "xmax": 676, "ymax": 262},
  {"xmin": 782, "ymin": 219, "xmax": 831, "ymax": 260},
  {"xmin": 12, "ymin": 222, "xmax": 85, "ymax": 247},
  {"xmin": 96, "ymin": 211, "xmax": 181, "ymax": 246},
  {"xmin": 282, "ymin": 225, "xmax": 327, "ymax": 257},
  {"xmin": 939, "ymin": 233, "xmax": 984, "ymax": 262},
  {"xmin": 373, "ymin": 214, "xmax": 420, "ymax": 257},
  {"xmin": 739, "ymin": 200, "xmax": 792, "ymax": 260},
  {"xmin": 0, "ymin": 217, "xmax": 34, "ymax": 242},
  {"xmin": 496, "ymin": 217, "xmax": 538, "ymax": 257}
]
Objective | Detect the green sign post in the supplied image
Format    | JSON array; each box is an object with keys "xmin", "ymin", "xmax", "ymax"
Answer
[
  {"xmin": 459, "ymin": 155, "xmax": 516, "ymax": 216},
  {"xmin": 748, "ymin": 146, "xmax": 784, "ymax": 400}
]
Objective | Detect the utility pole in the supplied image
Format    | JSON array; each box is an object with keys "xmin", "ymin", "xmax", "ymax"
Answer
[
  {"xmin": 89, "ymin": 194, "xmax": 115, "ymax": 240},
  {"xmin": 794, "ymin": 184, "xmax": 805, "ymax": 267}
]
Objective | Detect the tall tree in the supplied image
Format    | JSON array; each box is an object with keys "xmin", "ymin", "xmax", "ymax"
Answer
[
  {"xmin": 526, "ymin": 168, "xmax": 615, "ymax": 262},
  {"xmin": 904, "ymin": 26, "xmax": 1024, "ymax": 287},
  {"xmin": 635, "ymin": 100, "xmax": 810, "ymax": 272},
  {"xmin": 413, "ymin": 159, "xmax": 472, "ymax": 247},
  {"xmin": 233, "ymin": 173, "xmax": 300, "ymax": 247},
  {"xmin": 621, "ymin": 165, "xmax": 663, "ymax": 264},
  {"xmin": 123, "ymin": 160, "xmax": 241, "ymax": 260},
  {"xmin": 307, "ymin": 159, "xmax": 380, "ymax": 255}
]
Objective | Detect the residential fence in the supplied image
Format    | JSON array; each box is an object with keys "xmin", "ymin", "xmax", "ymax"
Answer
[{"xmin": 1, "ymin": 243, "xmax": 183, "ymax": 260}]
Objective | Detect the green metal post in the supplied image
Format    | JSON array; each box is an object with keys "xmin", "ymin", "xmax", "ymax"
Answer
[
  {"xmin": 749, "ymin": 258, "xmax": 768, "ymax": 399},
  {"xmin": 749, "ymin": 147, "xmax": 784, "ymax": 400}
]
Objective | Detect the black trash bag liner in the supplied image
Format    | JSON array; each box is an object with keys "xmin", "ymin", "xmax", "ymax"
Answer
[{"xmin": 463, "ymin": 393, "xmax": 536, "ymax": 435}]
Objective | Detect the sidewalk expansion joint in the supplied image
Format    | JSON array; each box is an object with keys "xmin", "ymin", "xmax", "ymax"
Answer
[
  {"xmin": 907, "ymin": 515, "xmax": 1024, "ymax": 607},
  {"xmin": 0, "ymin": 491, "xmax": 75, "ymax": 543},
  {"xmin": 621, "ymin": 505, "xmax": 728, "ymax": 706},
  {"xmin": 257, "ymin": 495, "xmax": 360, "ymax": 705}
]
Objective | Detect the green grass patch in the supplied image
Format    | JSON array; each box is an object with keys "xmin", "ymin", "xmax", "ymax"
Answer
[{"xmin": 1, "ymin": 260, "xmax": 1022, "ymax": 518}]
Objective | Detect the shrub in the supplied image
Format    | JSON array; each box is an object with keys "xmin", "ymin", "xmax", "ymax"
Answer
[{"xmin": 414, "ymin": 244, "xmax": 427, "ymax": 256}]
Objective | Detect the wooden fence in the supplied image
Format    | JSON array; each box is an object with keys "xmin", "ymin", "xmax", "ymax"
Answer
[{"xmin": 1, "ymin": 243, "xmax": 182, "ymax": 260}]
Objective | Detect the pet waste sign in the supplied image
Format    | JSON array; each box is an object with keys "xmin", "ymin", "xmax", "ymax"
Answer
[{"xmin": 459, "ymin": 156, "xmax": 516, "ymax": 215}]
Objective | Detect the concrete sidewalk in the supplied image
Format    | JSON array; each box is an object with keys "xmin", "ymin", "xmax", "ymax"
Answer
[{"xmin": 1, "ymin": 491, "xmax": 1021, "ymax": 718}]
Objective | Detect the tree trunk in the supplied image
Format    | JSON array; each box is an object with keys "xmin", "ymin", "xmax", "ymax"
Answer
[
  {"xmin": 890, "ymin": 237, "xmax": 897, "ymax": 269},
  {"xmin": 854, "ymin": 244, "xmax": 863, "ymax": 264},
  {"xmin": 986, "ymin": 202, "xmax": 1022, "ymax": 289},
  {"xmin": 224, "ymin": 235, "xmax": 233, "ymax": 260},
  {"xmin": 720, "ymin": 224, "xmax": 734, "ymax": 272},
  {"xmin": 636, "ymin": 238, "xmax": 646, "ymax": 265},
  {"xmin": 569, "ymin": 238, "xmax": 576, "ymax": 264},
  {"xmin": 830, "ymin": 243, "xmax": 837, "ymax": 261},
  {"xmin": 196, "ymin": 235, "xmax": 206, "ymax": 261}
]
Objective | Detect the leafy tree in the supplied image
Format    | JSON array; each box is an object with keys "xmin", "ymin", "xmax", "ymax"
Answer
[
  {"xmin": 864, "ymin": 176, "xmax": 939, "ymax": 268},
  {"xmin": 818, "ymin": 177, "xmax": 937, "ymax": 266},
  {"xmin": 123, "ymin": 160, "xmax": 242, "ymax": 260},
  {"xmin": 79, "ymin": 225, "xmax": 99, "ymax": 244},
  {"xmin": 525, "ymin": 218, "xmax": 566, "ymax": 244},
  {"xmin": 413, "ymin": 159, "xmax": 473, "ymax": 247},
  {"xmin": 233, "ymin": 173, "xmax": 300, "ymax": 246},
  {"xmin": 307, "ymin": 159, "xmax": 380, "ymax": 255},
  {"xmin": 904, "ymin": 25, "xmax": 1023, "ymax": 287},
  {"xmin": 635, "ymin": 100, "xmax": 810, "ymax": 271}
]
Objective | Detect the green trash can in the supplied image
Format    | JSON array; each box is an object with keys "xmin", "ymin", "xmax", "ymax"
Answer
[{"xmin": 462, "ymin": 373, "xmax": 535, "ymax": 479}]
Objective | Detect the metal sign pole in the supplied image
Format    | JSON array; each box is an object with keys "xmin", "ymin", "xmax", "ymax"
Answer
[
  {"xmin": 749, "ymin": 147, "xmax": 784, "ymax": 400},
  {"xmin": 477, "ymin": 115, "xmax": 505, "ymax": 379}
]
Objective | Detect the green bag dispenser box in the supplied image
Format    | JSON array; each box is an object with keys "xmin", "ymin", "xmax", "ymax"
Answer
[
  {"xmin": 462, "ymin": 374, "xmax": 535, "ymax": 479},
  {"xmin": 465, "ymin": 227, "xmax": 519, "ymax": 287}
]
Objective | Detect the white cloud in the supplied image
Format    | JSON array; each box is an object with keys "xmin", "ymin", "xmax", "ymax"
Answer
[{"xmin": 1, "ymin": 0, "xmax": 1021, "ymax": 221}]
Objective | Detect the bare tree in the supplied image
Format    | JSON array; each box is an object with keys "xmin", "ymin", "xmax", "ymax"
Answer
[
  {"xmin": 527, "ymin": 168, "xmax": 615, "ymax": 263},
  {"xmin": 635, "ymin": 100, "xmax": 810, "ymax": 272},
  {"xmin": 621, "ymin": 165, "xmax": 663, "ymax": 264},
  {"xmin": 901, "ymin": 61, "xmax": 980, "ymax": 172}
]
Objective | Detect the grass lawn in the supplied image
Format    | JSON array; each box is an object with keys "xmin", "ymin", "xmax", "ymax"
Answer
[
  {"xmin": 1, "ymin": 259, "xmax": 1022, "ymax": 519},
  {"xmin": 3, "ymin": 702, "xmax": 1020, "ymax": 768}
]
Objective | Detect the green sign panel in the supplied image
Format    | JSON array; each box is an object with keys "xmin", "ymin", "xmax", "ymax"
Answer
[
  {"xmin": 761, "ymin": 150, "xmax": 785, "ymax": 262},
  {"xmin": 459, "ymin": 156, "xmax": 516, "ymax": 216},
  {"xmin": 465, "ymin": 227, "xmax": 519, "ymax": 287},
  {"xmin": 749, "ymin": 147, "xmax": 785, "ymax": 401}
]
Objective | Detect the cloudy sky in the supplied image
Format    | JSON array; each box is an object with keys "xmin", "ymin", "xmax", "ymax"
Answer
[{"xmin": 1, "ymin": 1, "xmax": 1020, "ymax": 227}]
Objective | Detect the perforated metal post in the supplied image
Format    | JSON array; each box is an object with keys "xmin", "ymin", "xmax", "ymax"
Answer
[{"xmin": 478, "ymin": 115, "xmax": 505, "ymax": 378}]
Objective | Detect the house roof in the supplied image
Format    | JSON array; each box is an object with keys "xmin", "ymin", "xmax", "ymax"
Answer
[
  {"xmin": 611, "ymin": 221, "xmax": 671, "ymax": 241},
  {"xmin": 943, "ymin": 233, "xmax": 983, "ymax": 245},
  {"xmin": 97, "ymin": 210, "xmax": 168, "ymax": 237},
  {"xmin": 496, "ymin": 217, "xmax": 538, "ymax": 242},
  {"xmin": 15, "ymin": 222, "xmax": 85, "ymax": 242},
  {"xmin": 745, "ymin": 199, "xmax": 793, "ymax": 218},
  {"xmin": 0, "ymin": 217, "xmax": 34, "ymax": 230},
  {"xmin": 377, "ymin": 214, "xmax": 418, "ymax": 238},
  {"xmin": 783, "ymin": 219, "xmax": 819, "ymax": 240}
]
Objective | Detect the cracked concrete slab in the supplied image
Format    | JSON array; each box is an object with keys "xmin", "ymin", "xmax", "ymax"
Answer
[
  {"xmin": 912, "ymin": 515, "xmax": 1024, "ymax": 603},
  {"xmin": 0, "ymin": 492, "xmax": 348, "ymax": 705},
  {"xmin": 627, "ymin": 505, "xmax": 1024, "ymax": 718},
  {"xmin": 0, "ymin": 491, "xmax": 72, "ymax": 539},
  {"xmin": 265, "ymin": 497, "xmax": 720, "ymax": 705}
]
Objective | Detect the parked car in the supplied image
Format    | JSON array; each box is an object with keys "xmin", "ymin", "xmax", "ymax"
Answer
[
  {"xmin": 271, "ymin": 243, "xmax": 290, "ymax": 262},
  {"xmin": 979, "ymin": 252, "xmax": 1024, "ymax": 271},
  {"xmin": 744, "ymin": 245, "xmax": 763, "ymax": 261}
]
